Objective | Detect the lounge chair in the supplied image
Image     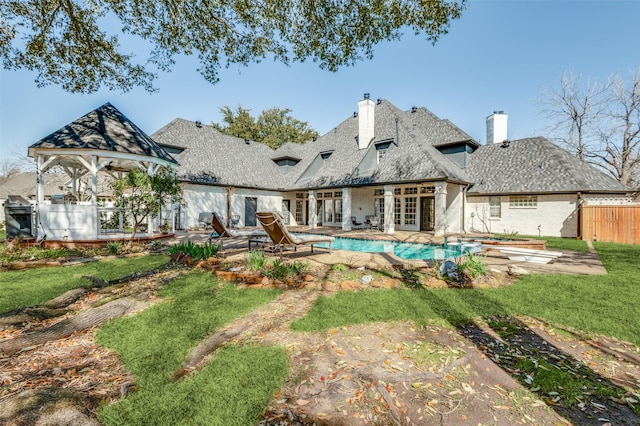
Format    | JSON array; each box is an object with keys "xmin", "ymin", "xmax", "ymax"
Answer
[
  {"xmin": 208, "ymin": 212, "xmax": 266, "ymax": 248},
  {"xmin": 256, "ymin": 211, "xmax": 334, "ymax": 257}
]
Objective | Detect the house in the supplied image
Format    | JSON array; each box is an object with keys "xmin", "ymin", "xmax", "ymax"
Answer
[
  {"xmin": 151, "ymin": 95, "xmax": 631, "ymax": 238},
  {"xmin": 25, "ymin": 96, "xmax": 631, "ymax": 241}
]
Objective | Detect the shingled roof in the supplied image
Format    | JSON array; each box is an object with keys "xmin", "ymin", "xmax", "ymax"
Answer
[
  {"xmin": 466, "ymin": 137, "xmax": 630, "ymax": 194},
  {"xmin": 152, "ymin": 119, "xmax": 288, "ymax": 189},
  {"xmin": 285, "ymin": 100, "xmax": 473, "ymax": 189},
  {"xmin": 29, "ymin": 103, "xmax": 176, "ymax": 165},
  {"xmin": 149, "ymin": 99, "xmax": 630, "ymax": 196}
]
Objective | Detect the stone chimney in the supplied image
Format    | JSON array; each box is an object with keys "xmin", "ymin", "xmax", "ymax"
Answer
[
  {"xmin": 486, "ymin": 111, "xmax": 508, "ymax": 144},
  {"xmin": 358, "ymin": 93, "xmax": 375, "ymax": 149}
]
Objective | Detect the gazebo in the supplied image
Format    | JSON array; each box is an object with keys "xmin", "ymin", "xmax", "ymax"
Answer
[{"xmin": 28, "ymin": 103, "xmax": 177, "ymax": 243}]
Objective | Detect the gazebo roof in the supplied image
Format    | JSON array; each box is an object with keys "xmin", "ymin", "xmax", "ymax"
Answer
[{"xmin": 28, "ymin": 103, "xmax": 176, "ymax": 171}]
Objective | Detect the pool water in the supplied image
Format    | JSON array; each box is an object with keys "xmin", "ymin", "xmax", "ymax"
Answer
[{"xmin": 294, "ymin": 234, "xmax": 473, "ymax": 260}]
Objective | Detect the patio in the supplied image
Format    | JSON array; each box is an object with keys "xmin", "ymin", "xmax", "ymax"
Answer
[{"xmin": 166, "ymin": 227, "xmax": 607, "ymax": 276}]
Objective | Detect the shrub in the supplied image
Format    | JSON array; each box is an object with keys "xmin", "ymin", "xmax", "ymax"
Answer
[
  {"xmin": 168, "ymin": 241, "xmax": 220, "ymax": 260},
  {"xmin": 456, "ymin": 253, "xmax": 487, "ymax": 279},
  {"xmin": 245, "ymin": 250, "xmax": 267, "ymax": 271},
  {"xmin": 265, "ymin": 259, "xmax": 310, "ymax": 279},
  {"xmin": 107, "ymin": 242, "xmax": 121, "ymax": 255}
]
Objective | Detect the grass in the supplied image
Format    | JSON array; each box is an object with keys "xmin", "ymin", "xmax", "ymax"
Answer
[
  {"xmin": 96, "ymin": 271, "xmax": 286, "ymax": 425},
  {"xmin": 292, "ymin": 242, "xmax": 640, "ymax": 347},
  {"xmin": 0, "ymin": 255, "xmax": 169, "ymax": 314}
]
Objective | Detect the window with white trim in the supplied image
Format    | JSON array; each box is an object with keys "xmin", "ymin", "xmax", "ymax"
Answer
[
  {"xmin": 509, "ymin": 195, "xmax": 538, "ymax": 208},
  {"xmin": 394, "ymin": 197, "xmax": 401, "ymax": 225},
  {"xmin": 489, "ymin": 196, "xmax": 501, "ymax": 218},
  {"xmin": 334, "ymin": 199, "xmax": 343, "ymax": 223},
  {"xmin": 404, "ymin": 197, "xmax": 417, "ymax": 225},
  {"xmin": 295, "ymin": 200, "xmax": 304, "ymax": 223}
]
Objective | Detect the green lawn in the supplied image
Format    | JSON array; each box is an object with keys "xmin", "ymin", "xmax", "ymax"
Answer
[
  {"xmin": 497, "ymin": 234, "xmax": 590, "ymax": 253},
  {"xmin": 0, "ymin": 255, "xmax": 169, "ymax": 314},
  {"xmin": 96, "ymin": 271, "xmax": 285, "ymax": 425},
  {"xmin": 292, "ymin": 242, "xmax": 640, "ymax": 347}
]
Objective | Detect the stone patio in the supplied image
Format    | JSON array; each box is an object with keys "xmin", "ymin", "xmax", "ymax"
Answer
[{"xmin": 166, "ymin": 227, "xmax": 607, "ymax": 276}]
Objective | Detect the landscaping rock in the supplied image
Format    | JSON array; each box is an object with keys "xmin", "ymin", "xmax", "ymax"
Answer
[
  {"xmin": 244, "ymin": 274, "xmax": 264, "ymax": 284},
  {"xmin": 215, "ymin": 270, "xmax": 238, "ymax": 281},
  {"xmin": 303, "ymin": 274, "xmax": 315, "ymax": 282},
  {"xmin": 508, "ymin": 265, "xmax": 529, "ymax": 276},
  {"xmin": 322, "ymin": 281, "xmax": 339, "ymax": 292},
  {"xmin": 439, "ymin": 260, "xmax": 460, "ymax": 280},
  {"xmin": 360, "ymin": 275, "xmax": 373, "ymax": 285}
]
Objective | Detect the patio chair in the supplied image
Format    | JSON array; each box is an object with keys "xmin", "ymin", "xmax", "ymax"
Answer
[
  {"xmin": 368, "ymin": 216, "xmax": 381, "ymax": 231},
  {"xmin": 256, "ymin": 211, "xmax": 334, "ymax": 258},
  {"xmin": 351, "ymin": 216, "xmax": 364, "ymax": 229},
  {"xmin": 208, "ymin": 212, "xmax": 266, "ymax": 248}
]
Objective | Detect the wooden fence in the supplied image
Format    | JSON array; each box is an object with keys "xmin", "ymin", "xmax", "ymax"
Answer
[{"xmin": 580, "ymin": 205, "xmax": 640, "ymax": 244}]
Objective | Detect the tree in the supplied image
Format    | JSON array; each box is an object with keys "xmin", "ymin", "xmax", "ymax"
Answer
[
  {"xmin": 1, "ymin": 0, "xmax": 466, "ymax": 93},
  {"xmin": 597, "ymin": 70, "xmax": 640, "ymax": 188},
  {"xmin": 213, "ymin": 105, "xmax": 319, "ymax": 148},
  {"xmin": 110, "ymin": 168, "xmax": 181, "ymax": 245},
  {"xmin": 539, "ymin": 71, "xmax": 604, "ymax": 161},
  {"xmin": 540, "ymin": 68, "xmax": 640, "ymax": 189}
]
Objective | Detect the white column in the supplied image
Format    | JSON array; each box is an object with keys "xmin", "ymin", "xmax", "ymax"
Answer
[
  {"xmin": 91, "ymin": 156, "xmax": 98, "ymax": 205},
  {"xmin": 383, "ymin": 185, "xmax": 395, "ymax": 233},
  {"xmin": 434, "ymin": 181, "xmax": 448, "ymax": 236},
  {"xmin": 36, "ymin": 155, "xmax": 44, "ymax": 204},
  {"xmin": 308, "ymin": 191, "xmax": 317, "ymax": 229},
  {"xmin": 342, "ymin": 188, "xmax": 352, "ymax": 231}
]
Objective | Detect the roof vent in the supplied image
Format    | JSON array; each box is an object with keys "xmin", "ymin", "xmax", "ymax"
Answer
[
  {"xmin": 411, "ymin": 106, "xmax": 418, "ymax": 113},
  {"xmin": 195, "ymin": 120, "xmax": 202, "ymax": 128},
  {"xmin": 500, "ymin": 139, "xmax": 510, "ymax": 148},
  {"xmin": 312, "ymin": 136, "xmax": 317, "ymax": 141},
  {"xmin": 353, "ymin": 111, "xmax": 358, "ymax": 118},
  {"xmin": 363, "ymin": 93, "xmax": 370, "ymax": 100},
  {"xmin": 244, "ymin": 138, "xmax": 250, "ymax": 144},
  {"xmin": 377, "ymin": 98, "xmax": 382, "ymax": 105}
]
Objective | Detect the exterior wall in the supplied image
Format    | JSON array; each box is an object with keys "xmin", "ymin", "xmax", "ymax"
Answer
[
  {"xmin": 232, "ymin": 187, "xmax": 283, "ymax": 227},
  {"xmin": 180, "ymin": 184, "xmax": 227, "ymax": 229},
  {"xmin": 181, "ymin": 184, "xmax": 285, "ymax": 229},
  {"xmin": 445, "ymin": 183, "xmax": 463, "ymax": 234},
  {"xmin": 351, "ymin": 188, "xmax": 374, "ymax": 223},
  {"xmin": 466, "ymin": 193, "xmax": 580, "ymax": 237}
]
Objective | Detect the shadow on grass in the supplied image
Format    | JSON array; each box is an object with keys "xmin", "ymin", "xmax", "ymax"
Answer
[{"xmin": 416, "ymin": 289, "xmax": 640, "ymax": 425}]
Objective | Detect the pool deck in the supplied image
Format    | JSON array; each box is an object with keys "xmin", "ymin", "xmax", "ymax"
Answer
[{"xmin": 166, "ymin": 227, "xmax": 607, "ymax": 276}]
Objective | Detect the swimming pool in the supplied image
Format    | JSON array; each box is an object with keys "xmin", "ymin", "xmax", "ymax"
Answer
[{"xmin": 294, "ymin": 234, "xmax": 479, "ymax": 260}]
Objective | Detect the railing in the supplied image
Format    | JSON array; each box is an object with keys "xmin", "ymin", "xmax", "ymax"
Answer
[{"xmin": 98, "ymin": 207, "xmax": 126, "ymax": 235}]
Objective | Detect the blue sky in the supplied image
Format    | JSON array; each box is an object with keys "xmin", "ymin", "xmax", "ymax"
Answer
[{"xmin": 1, "ymin": 0, "xmax": 639, "ymax": 164}]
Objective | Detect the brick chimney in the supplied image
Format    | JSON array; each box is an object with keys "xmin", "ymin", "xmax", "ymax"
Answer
[
  {"xmin": 358, "ymin": 93, "xmax": 375, "ymax": 149},
  {"xmin": 486, "ymin": 111, "xmax": 508, "ymax": 144}
]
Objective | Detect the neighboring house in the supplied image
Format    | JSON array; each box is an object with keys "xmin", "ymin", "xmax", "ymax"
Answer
[
  {"xmin": 151, "ymin": 95, "xmax": 630, "ymax": 237},
  {"xmin": 0, "ymin": 172, "xmax": 72, "ymax": 222},
  {"xmin": 24, "ymin": 97, "xmax": 631, "ymax": 240}
]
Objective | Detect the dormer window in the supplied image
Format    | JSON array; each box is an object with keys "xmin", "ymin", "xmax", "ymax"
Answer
[
  {"xmin": 320, "ymin": 151, "xmax": 333, "ymax": 160},
  {"xmin": 272, "ymin": 156, "xmax": 300, "ymax": 173},
  {"xmin": 375, "ymin": 141, "xmax": 391, "ymax": 163}
]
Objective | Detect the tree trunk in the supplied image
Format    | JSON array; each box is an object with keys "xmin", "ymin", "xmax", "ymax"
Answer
[{"xmin": 0, "ymin": 298, "xmax": 146, "ymax": 356}]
